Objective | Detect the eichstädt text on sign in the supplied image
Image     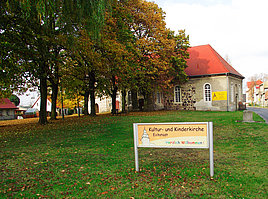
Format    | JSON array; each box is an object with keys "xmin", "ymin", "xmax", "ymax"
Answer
[
  {"xmin": 133, "ymin": 122, "xmax": 214, "ymax": 177},
  {"xmin": 136, "ymin": 123, "xmax": 208, "ymax": 148}
]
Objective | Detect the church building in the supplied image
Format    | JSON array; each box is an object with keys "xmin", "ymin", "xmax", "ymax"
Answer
[{"xmin": 155, "ymin": 44, "xmax": 244, "ymax": 111}]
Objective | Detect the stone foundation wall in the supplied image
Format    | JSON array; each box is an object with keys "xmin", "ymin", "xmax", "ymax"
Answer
[{"xmin": 165, "ymin": 84, "xmax": 196, "ymax": 111}]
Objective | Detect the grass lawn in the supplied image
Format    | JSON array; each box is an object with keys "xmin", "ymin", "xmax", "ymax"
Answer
[{"xmin": 0, "ymin": 111, "xmax": 267, "ymax": 198}]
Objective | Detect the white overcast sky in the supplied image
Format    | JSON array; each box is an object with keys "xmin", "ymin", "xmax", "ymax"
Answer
[{"xmin": 148, "ymin": 0, "xmax": 268, "ymax": 80}]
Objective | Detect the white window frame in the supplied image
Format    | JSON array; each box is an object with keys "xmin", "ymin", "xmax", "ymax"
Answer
[
  {"xmin": 174, "ymin": 86, "xmax": 181, "ymax": 103},
  {"xmin": 204, "ymin": 83, "xmax": 212, "ymax": 102}
]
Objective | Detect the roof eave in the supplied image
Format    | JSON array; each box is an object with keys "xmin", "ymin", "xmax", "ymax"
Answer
[{"xmin": 188, "ymin": 72, "xmax": 244, "ymax": 79}]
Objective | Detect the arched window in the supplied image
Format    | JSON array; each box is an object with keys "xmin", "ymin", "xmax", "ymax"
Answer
[
  {"xmin": 174, "ymin": 86, "xmax": 181, "ymax": 103},
  {"xmin": 204, "ymin": 83, "xmax": 212, "ymax": 101}
]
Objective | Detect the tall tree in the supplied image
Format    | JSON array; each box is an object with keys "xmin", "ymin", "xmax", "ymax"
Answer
[
  {"xmin": 124, "ymin": 0, "xmax": 174, "ymax": 111},
  {"xmin": 62, "ymin": 29, "xmax": 104, "ymax": 116},
  {"xmin": 168, "ymin": 29, "xmax": 189, "ymax": 86},
  {"xmin": 100, "ymin": 1, "xmax": 136, "ymax": 114},
  {"xmin": 1, "ymin": 0, "xmax": 113, "ymax": 124}
]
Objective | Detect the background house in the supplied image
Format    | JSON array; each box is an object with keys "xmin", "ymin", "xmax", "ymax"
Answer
[
  {"xmin": 88, "ymin": 92, "xmax": 122, "ymax": 114},
  {"xmin": 247, "ymin": 80, "xmax": 268, "ymax": 107},
  {"xmin": 246, "ymin": 80, "xmax": 263, "ymax": 105},
  {"xmin": 0, "ymin": 98, "xmax": 18, "ymax": 120},
  {"xmin": 18, "ymin": 90, "xmax": 39, "ymax": 109},
  {"xmin": 154, "ymin": 44, "xmax": 244, "ymax": 111},
  {"xmin": 31, "ymin": 96, "xmax": 52, "ymax": 114}
]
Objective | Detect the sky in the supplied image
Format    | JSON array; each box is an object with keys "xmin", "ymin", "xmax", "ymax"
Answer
[{"xmin": 148, "ymin": 0, "xmax": 268, "ymax": 81}]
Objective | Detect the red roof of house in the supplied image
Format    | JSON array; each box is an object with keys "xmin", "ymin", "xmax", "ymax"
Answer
[
  {"xmin": 0, "ymin": 98, "xmax": 18, "ymax": 109},
  {"xmin": 185, "ymin": 44, "xmax": 244, "ymax": 78},
  {"xmin": 247, "ymin": 80, "xmax": 263, "ymax": 89},
  {"xmin": 247, "ymin": 81, "xmax": 254, "ymax": 89}
]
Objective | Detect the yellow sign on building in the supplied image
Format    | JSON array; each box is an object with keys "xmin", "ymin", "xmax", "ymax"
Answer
[{"xmin": 212, "ymin": 91, "xmax": 227, "ymax": 101}]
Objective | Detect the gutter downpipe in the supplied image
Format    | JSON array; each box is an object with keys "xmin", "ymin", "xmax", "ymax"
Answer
[{"xmin": 226, "ymin": 73, "xmax": 229, "ymax": 112}]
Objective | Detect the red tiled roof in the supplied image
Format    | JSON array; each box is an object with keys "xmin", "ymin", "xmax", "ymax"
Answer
[
  {"xmin": 247, "ymin": 81, "xmax": 254, "ymax": 89},
  {"xmin": 247, "ymin": 80, "xmax": 263, "ymax": 89},
  {"xmin": 255, "ymin": 80, "xmax": 263, "ymax": 85},
  {"xmin": 0, "ymin": 98, "xmax": 18, "ymax": 109},
  {"xmin": 185, "ymin": 44, "xmax": 244, "ymax": 78}
]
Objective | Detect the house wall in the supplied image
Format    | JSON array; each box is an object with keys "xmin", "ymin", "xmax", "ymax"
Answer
[
  {"xmin": 228, "ymin": 76, "xmax": 243, "ymax": 111},
  {"xmin": 158, "ymin": 75, "xmax": 243, "ymax": 111},
  {"xmin": 32, "ymin": 99, "xmax": 52, "ymax": 112},
  {"xmin": 0, "ymin": 109, "xmax": 16, "ymax": 120},
  {"xmin": 88, "ymin": 93, "xmax": 122, "ymax": 114},
  {"xmin": 186, "ymin": 76, "xmax": 228, "ymax": 111}
]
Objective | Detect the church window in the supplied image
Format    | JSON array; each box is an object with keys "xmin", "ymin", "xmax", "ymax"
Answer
[
  {"xmin": 174, "ymin": 86, "xmax": 181, "ymax": 103},
  {"xmin": 204, "ymin": 83, "xmax": 212, "ymax": 101}
]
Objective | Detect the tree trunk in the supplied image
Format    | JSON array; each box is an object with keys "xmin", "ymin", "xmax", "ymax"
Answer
[
  {"xmin": 131, "ymin": 89, "xmax": 139, "ymax": 111},
  {"xmin": 50, "ymin": 82, "xmax": 58, "ymax": 120},
  {"xmin": 77, "ymin": 97, "xmax": 80, "ymax": 117},
  {"xmin": 83, "ymin": 90, "xmax": 90, "ymax": 115},
  {"xmin": 111, "ymin": 88, "xmax": 117, "ymax": 115},
  {"xmin": 90, "ymin": 88, "xmax": 96, "ymax": 116},
  {"xmin": 49, "ymin": 48, "xmax": 60, "ymax": 120},
  {"xmin": 61, "ymin": 91, "xmax": 64, "ymax": 120},
  {"xmin": 111, "ymin": 76, "xmax": 118, "ymax": 115},
  {"xmin": 39, "ymin": 75, "xmax": 48, "ymax": 124},
  {"xmin": 144, "ymin": 92, "xmax": 154, "ymax": 112},
  {"xmin": 122, "ymin": 89, "xmax": 126, "ymax": 113}
]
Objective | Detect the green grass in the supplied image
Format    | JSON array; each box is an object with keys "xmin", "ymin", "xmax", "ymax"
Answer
[{"xmin": 0, "ymin": 111, "xmax": 267, "ymax": 198}]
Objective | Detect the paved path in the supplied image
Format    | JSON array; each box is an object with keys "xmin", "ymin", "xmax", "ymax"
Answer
[{"xmin": 247, "ymin": 107, "xmax": 268, "ymax": 124}]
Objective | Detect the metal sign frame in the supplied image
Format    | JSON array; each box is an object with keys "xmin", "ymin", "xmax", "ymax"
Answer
[{"xmin": 133, "ymin": 122, "xmax": 214, "ymax": 177}]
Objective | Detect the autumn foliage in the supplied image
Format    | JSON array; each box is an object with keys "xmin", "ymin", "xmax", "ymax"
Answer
[{"xmin": 1, "ymin": 0, "xmax": 189, "ymax": 123}]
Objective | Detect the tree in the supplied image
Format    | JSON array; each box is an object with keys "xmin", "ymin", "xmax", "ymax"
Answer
[
  {"xmin": 125, "ymin": 0, "xmax": 182, "ymax": 111},
  {"xmin": 0, "ymin": 1, "xmax": 38, "ymax": 98},
  {"xmin": 8, "ymin": 94, "xmax": 20, "ymax": 106},
  {"xmin": 99, "ymin": 1, "xmax": 137, "ymax": 114},
  {"xmin": 168, "ymin": 30, "xmax": 189, "ymax": 86},
  {"xmin": 249, "ymin": 73, "xmax": 268, "ymax": 82},
  {"xmin": 224, "ymin": 54, "xmax": 232, "ymax": 65},
  {"xmin": 1, "ymin": 0, "xmax": 113, "ymax": 124},
  {"xmin": 62, "ymin": 29, "xmax": 105, "ymax": 116}
]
